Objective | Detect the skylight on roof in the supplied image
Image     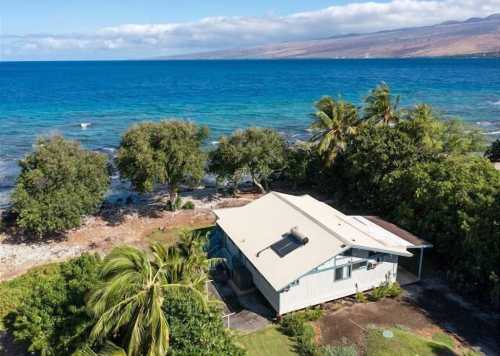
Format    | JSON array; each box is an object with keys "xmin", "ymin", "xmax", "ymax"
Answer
[{"xmin": 271, "ymin": 234, "xmax": 302, "ymax": 257}]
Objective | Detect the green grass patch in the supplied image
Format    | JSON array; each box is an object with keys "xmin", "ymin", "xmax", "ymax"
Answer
[
  {"xmin": 432, "ymin": 332, "xmax": 455, "ymax": 349},
  {"xmin": 237, "ymin": 325, "xmax": 298, "ymax": 356},
  {"xmin": 146, "ymin": 224, "xmax": 214, "ymax": 244},
  {"xmin": 367, "ymin": 328, "xmax": 457, "ymax": 356},
  {"xmin": 0, "ymin": 263, "xmax": 61, "ymax": 330}
]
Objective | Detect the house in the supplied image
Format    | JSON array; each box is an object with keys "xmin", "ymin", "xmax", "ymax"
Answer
[{"xmin": 212, "ymin": 191, "xmax": 431, "ymax": 316}]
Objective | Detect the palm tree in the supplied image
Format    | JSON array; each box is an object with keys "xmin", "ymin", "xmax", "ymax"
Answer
[
  {"xmin": 87, "ymin": 242, "xmax": 208, "ymax": 356},
  {"xmin": 310, "ymin": 96, "xmax": 360, "ymax": 165},
  {"xmin": 363, "ymin": 82, "xmax": 401, "ymax": 125},
  {"xmin": 74, "ymin": 341, "xmax": 126, "ymax": 356}
]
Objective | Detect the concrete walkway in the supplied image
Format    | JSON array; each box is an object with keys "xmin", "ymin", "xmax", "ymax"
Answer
[{"xmin": 208, "ymin": 281, "xmax": 272, "ymax": 333}]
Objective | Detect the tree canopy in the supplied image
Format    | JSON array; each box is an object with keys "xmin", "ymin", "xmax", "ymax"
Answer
[
  {"xmin": 87, "ymin": 242, "xmax": 209, "ymax": 356},
  {"xmin": 6, "ymin": 233, "xmax": 241, "ymax": 356},
  {"xmin": 310, "ymin": 96, "xmax": 360, "ymax": 165},
  {"xmin": 8, "ymin": 254, "xmax": 102, "ymax": 355},
  {"xmin": 209, "ymin": 127, "xmax": 286, "ymax": 193},
  {"xmin": 384, "ymin": 156, "xmax": 500, "ymax": 295},
  {"xmin": 485, "ymin": 138, "xmax": 500, "ymax": 162},
  {"xmin": 12, "ymin": 136, "xmax": 110, "ymax": 237},
  {"xmin": 362, "ymin": 82, "xmax": 401, "ymax": 125},
  {"xmin": 116, "ymin": 120, "xmax": 208, "ymax": 205}
]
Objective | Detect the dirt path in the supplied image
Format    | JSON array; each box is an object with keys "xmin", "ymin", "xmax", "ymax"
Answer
[{"xmin": 0, "ymin": 189, "xmax": 258, "ymax": 281}]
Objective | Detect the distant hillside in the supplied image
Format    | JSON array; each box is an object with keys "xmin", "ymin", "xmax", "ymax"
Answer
[{"xmin": 166, "ymin": 14, "xmax": 500, "ymax": 59}]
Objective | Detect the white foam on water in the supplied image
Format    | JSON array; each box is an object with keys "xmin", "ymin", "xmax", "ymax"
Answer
[
  {"xmin": 0, "ymin": 159, "xmax": 19, "ymax": 208},
  {"xmin": 484, "ymin": 130, "xmax": 500, "ymax": 135},
  {"xmin": 80, "ymin": 122, "xmax": 91, "ymax": 129}
]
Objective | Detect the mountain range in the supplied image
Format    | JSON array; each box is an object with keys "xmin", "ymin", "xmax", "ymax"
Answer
[{"xmin": 167, "ymin": 14, "xmax": 500, "ymax": 59}]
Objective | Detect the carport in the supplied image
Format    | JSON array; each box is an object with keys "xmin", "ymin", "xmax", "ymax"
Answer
[{"xmin": 363, "ymin": 216, "xmax": 433, "ymax": 284}]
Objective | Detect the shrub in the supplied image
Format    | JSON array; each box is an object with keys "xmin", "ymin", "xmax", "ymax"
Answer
[
  {"xmin": 296, "ymin": 324, "xmax": 317, "ymax": 356},
  {"xmin": 369, "ymin": 282, "xmax": 402, "ymax": 301},
  {"xmin": 164, "ymin": 294, "xmax": 244, "ymax": 355},
  {"xmin": 166, "ymin": 196, "xmax": 183, "ymax": 211},
  {"xmin": 182, "ymin": 201, "xmax": 195, "ymax": 210},
  {"xmin": 321, "ymin": 344, "xmax": 358, "ymax": 356},
  {"xmin": 355, "ymin": 291, "xmax": 367, "ymax": 303},
  {"xmin": 485, "ymin": 138, "xmax": 500, "ymax": 162},
  {"xmin": 280, "ymin": 313, "xmax": 305, "ymax": 337},
  {"xmin": 385, "ymin": 282, "xmax": 402, "ymax": 298},
  {"xmin": 12, "ymin": 136, "xmax": 110, "ymax": 237},
  {"xmin": 370, "ymin": 285, "xmax": 387, "ymax": 301},
  {"xmin": 280, "ymin": 311, "xmax": 320, "ymax": 356},
  {"xmin": 7, "ymin": 254, "xmax": 102, "ymax": 355}
]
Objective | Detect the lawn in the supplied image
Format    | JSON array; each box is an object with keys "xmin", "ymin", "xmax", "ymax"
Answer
[
  {"xmin": 366, "ymin": 328, "xmax": 458, "ymax": 356},
  {"xmin": 237, "ymin": 325, "xmax": 297, "ymax": 356},
  {"xmin": 146, "ymin": 224, "xmax": 214, "ymax": 244}
]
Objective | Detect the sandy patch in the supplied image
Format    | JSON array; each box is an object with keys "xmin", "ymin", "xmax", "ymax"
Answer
[{"xmin": 0, "ymin": 189, "xmax": 259, "ymax": 281}]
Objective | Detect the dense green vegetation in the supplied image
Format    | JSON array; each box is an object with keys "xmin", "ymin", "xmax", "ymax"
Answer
[
  {"xmin": 6, "ymin": 254, "xmax": 101, "ymax": 355},
  {"xmin": 279, "ymin": 308, "xmax": 323, "ymax": 355},
  {"xmin": 11, "ymin": 136, "xmax": 110, "ymax": 237},
  {"xmin": 116, "ymin": 120, "xmax": 209, "ymax": 207},
  {"xmin": 309, "ymin": 97, "xmax": 359, "ymax": 165},
  {"xmin": 2, "ymin": 83, "xmax": 499, "ymax": 355},
  {"xmin": 296, "ymin": 85, "xmax": 500, "ymax": 305},
  {"xmin": 2, "ymin": 232, "xmax": 241, "ymax": 356},
  {"xmin": 0, "ymin": 263, "xmax": 60, "ymax": 330},
  {"xmin": 485, "ymin": 138, "xmax": 500, "ymax": 162},
  {"xmin": 209, "ymin": 127, "xmax": 286, "ymax": 193}
]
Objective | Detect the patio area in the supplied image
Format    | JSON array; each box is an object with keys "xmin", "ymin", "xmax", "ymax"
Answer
[
  {"xmin": 208, "ymin": 279, "xmax": 274, "ymax": 332},
  {"xmin": 397, "ymin": 265, "xmax": 420, "ymax": 286}
]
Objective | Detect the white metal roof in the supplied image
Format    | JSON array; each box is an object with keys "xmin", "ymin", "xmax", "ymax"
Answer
[{"xmin": 214, "ymin": 192, "xmax": 415, "ymax": 291}]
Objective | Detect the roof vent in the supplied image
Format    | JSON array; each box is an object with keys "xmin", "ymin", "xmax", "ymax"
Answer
[{"xmin": 290, "ymin": 227, "xmax": 309, "ymax": 245}]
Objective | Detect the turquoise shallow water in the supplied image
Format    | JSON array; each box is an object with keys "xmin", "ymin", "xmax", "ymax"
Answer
[{"xmin": 1, "ymin": 59, "xmax": 500, "ymax": 206}]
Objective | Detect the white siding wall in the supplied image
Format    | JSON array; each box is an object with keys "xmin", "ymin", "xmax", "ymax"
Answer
[
  {"xmin": 244, "ymin": 261, "xmax": 280, "ymax": 312},
  {"xmin": 220, "ymin": 228, "xmax": 280, "ymax": 312},
  {"xmin": 279, "ymin": 251, "xmax": 398, "ymax": 315},
  {"xmin": 219, "ymin": 225, "xmax": 399, "ymax": 316}
]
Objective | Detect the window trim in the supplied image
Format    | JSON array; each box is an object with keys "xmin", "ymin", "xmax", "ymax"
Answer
[
  {"xmin": 352, "ymin": 261, "xmax": 368, "ymax": 271},
  {"xmin": 334, "ymin": 264, "xmax": 352, "ymax": 282}
]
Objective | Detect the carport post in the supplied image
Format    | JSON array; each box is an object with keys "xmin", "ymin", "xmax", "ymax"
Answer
[{"xmin": 418, "ymin": 248, "xmax": 424, "ymax": 281}]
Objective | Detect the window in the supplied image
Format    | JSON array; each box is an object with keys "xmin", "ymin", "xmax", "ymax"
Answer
[
  {"xmin": 352, "ymin": 261, "xmax": 367, "ymax": 271},
  {"xmin": 334, "ymin": 264, "xmax": 352, "ymax": 281}
]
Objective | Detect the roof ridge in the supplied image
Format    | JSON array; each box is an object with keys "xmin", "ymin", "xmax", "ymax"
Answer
[
  {"xmin": 271, "ymin": 192, "xmax": 351, "ymax": 246},
  {"xmin": 273, "ymin": 192, "xmax": 406, "ymax": 251}
]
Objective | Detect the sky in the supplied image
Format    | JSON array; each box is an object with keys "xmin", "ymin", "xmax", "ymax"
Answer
[{"xmin": 1, "ymin": 0, "xmax": 500, "ymax": 60}]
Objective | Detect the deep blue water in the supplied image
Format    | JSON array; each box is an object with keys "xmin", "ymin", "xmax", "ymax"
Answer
[{"xmin": 1, "ymin": 59, "xmax": 500, "ymax": 206}]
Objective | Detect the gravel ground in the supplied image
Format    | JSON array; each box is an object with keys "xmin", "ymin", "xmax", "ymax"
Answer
[{"xmin": 0, "ymin": 189, "xmax": 258, "ymax": 281}]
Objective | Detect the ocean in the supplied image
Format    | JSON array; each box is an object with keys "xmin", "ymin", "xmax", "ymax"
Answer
[{"xmin": 1, "ymin": 58, "xmax": 500, "ymax": 207}]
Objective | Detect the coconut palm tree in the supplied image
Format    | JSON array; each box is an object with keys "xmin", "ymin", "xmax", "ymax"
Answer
[
  {"xmin": 87, "ymin": 242, "xmax": 208, "ymax": 356},
  {"xmin": 74, "ymin": 341, "xmax": 126, "ymax": 356},
  {"xmin": 363, "ymin": 82, "xmax": 401, "ymax": 125},
  {"xmin": 310, "ymin": 96, "xmax": 360, "ymax": 165}
]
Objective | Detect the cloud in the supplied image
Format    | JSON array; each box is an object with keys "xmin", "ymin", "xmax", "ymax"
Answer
[{"xmin": 3, "ymin": 0, "xmax": 500, "ymax": 60}]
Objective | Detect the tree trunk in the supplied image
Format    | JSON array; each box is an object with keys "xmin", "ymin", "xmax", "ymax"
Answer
[
  {"xmin": 252, "ymin": 176, "xmax": 266, "ymax": 194},
  {"xmin": 169, "ymin": 187, "xmax": 179, "ymax": 211}
]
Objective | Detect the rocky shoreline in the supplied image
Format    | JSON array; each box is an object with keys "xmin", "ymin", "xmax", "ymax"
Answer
[{"xmin": 0, "ymin": 188, "xmax": 259, "ymax": 282}]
